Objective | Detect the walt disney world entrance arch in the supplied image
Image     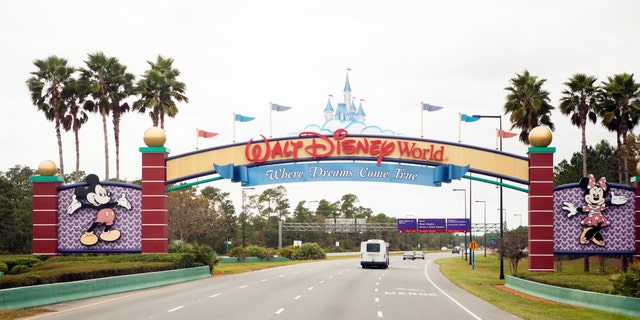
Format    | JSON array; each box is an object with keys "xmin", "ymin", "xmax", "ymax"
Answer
[
  {"xmin": 30, "ymin": 125, "xmax": 640, "ymax": 272},
  {"xmin": 30, "ymin": 69, "xmax": 640, "ymax": 272}
]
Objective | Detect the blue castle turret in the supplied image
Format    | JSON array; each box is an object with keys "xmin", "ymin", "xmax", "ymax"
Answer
[{"xmin": 324, "ymin": 70, "xmax": 366, "ymax": 124}]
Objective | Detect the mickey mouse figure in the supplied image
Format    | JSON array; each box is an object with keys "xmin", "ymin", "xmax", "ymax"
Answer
[
  {"xmin": 66, "ymin": 174, "xmax": 132, "ymax": 246},
  {"xmin": 561, "ymin": 174, "xmax": 627, "ymax": 246}
]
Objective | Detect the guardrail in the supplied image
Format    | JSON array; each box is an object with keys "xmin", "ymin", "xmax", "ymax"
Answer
[
  {"xmin": 0, "ymin": 266, "xmax": 211, "ymax": 310},
  {"xmin": 505, "ymin": 275, "xmax": 640, "ymax": 317}
]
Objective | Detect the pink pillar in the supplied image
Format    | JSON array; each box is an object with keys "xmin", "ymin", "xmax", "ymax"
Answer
[
  {"xmin": 528, "ymin": 147, "xmax": 555, "ymax": 272},
  {"xmin": 632, "ymin": 176, "xmax": 640, "ymax": 262},
  {"xmin": 30, "ymin": 175, "xmax": 63, "ymax": 256},
  {"xmin": 140, "ymin": 146, "xmax": 169, "ymax": 253}
]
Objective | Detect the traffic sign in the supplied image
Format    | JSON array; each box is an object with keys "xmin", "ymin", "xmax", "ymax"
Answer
[{"xmin": 469, "ymin": 240, "xmax": 479, "ymax": 251}]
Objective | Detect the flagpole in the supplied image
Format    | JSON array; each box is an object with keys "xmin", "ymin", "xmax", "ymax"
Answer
[
  {"xmin": 458, "ymin": 112, "xmax": 462, "ymax": 143},
  {"xmin": 233, "ymin": 113, "xmax": 236, "ymax": 143},
  {"xmin": 269, "ymin": 102, "xmax": 273, "ymax": 138},
  {"xmin": 420, "ymin": 102, "xmax": 424, "ymax": 138}
]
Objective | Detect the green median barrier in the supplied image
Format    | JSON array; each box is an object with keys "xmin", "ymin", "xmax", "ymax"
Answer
[
  {"xmin": 0, "ymin": 266, "xmax": 211, "ymax": 310},
  {"xmin": 505, "ymin": 275, "xmax": 640, "ymax": 317}
]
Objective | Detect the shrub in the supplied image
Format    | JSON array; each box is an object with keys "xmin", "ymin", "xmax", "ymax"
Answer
[
  {"xmin": 191, "ymin": 244, "xmax": 218, "ymax": 271},
  {"xmin": 278, "ymin": 246, "xmax": 296, "ymax": 259},
  {"xmin": 0, "ymin": 261, "xmax": 8, "ymax": 273},
  {"xmin": 610, "ymin": 261, "xmax": 640, "ymax": 297},
  {"xmin": 229, "ymin": 246, "xmax": 247, "ymax": 260},
  {"xmin": 9, "ymin": 265, "xmax": 30, "ymax": 274},
  {"xmin": 293, "ymin": 243, "xmax": 326, "ymax": 260},
  {"xmin": 246, "ymin": 245, "xmax": 267, "ymax": 259}
]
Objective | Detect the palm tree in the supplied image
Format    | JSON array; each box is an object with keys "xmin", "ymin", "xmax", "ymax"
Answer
[
  {"xmin": 61, "ymin": 78, "xmax": 89, "ymax": 182},
  {"xmin": 597, "ymin": 73, "xmax": 640, "ymax": 183},
  {"xmin": 559, "ymin": 74, "xmax": 598, "ymax": 177},
  {"xmin": 26, "ymin": 56, "xmax": 75, "ymax": 177},
  {"xmin": 79, "ymin": 52, "xmax": 135, "ymax": 180},
  {"xmin": 503, "ymin": 70, "xmax": 555, "ymax": 144},
  {"xmin": 133, "ymin": 55, "xmax": 188, "ymax": 129}
]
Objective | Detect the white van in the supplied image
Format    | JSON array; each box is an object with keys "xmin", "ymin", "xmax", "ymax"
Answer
[{"xmin": 360, "ymin": 239, "xmax": 390, "ymax": 269}]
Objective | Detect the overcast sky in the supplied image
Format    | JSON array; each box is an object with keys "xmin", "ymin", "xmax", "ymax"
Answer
[{"xmin": 2, "ymin": 0, "xmax": 640, "ymax": 229}]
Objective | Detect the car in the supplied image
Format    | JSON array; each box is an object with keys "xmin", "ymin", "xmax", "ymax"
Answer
[
  {"xmin": 451, "ymin": 247, "xmax": 460, "ymax": 254},
  {"xmin": 414, "ymin": 251, "xmax": 425, "ymax": 259},
  {"xmin": 402, "ymin": 251, "xmax": 415, "ymax": 260}
]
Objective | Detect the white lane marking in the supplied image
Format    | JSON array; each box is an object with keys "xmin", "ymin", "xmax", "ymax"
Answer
[
  {"xmin": 261, "ymin": 279, "xmax": 268, "ymax": 282},
  {"xmin": 210, "ymin": 293, "xmax": 221, "ymax": 298},
  {"xmin": 375, "ymin": 297, "xmax": 380, "ymax": 303},
  {"xmin": 375, "ymin": 288, "xmax": 378, "ymax": 292},
  {"xmin": 328, "ymin": 275, "xmax": 334, "ymax": 279},
  {"xmin": 275, "ymin": 308, "xmax": 285, "ymax": 315},
  {"xmin": 377, "ymin": 311, "xmax": 384, "ymax": 317},
  {"xmin": 168, "ymin": 306, "xmax": 184, "ymax": 312},
  {"xmin": 279, "ymin": 274, "xmax": 285, "ymax": 278},
  {"xmin": 376, "ymin": 282, "xmax": 379, "ymax": 285},
  {"xmin": 319, "ymin": 280, "xmax": 325, "ymax": 284},
  {"xmin": 294, "ymin": 295, "xmax": 301, "ymax": 300},
  {"xmin": 239, "ymin": 285, "xmax": 248, "ymax": 289},
  {"xmin": 424, "ymin": 260, "xmax": 482, "ymax": 320},
  {"xmin": 308, "ymin": 286, "xmax": 314, "ymax": 291}
]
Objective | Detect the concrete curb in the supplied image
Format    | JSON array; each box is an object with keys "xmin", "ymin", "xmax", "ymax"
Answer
[
  {"xmin": 505, "ymin": 275, "xmax": 640, "ymax": 317},
  {"xmin": 0, "ymin": 266, "xmax": 211, "ymax": 310}
]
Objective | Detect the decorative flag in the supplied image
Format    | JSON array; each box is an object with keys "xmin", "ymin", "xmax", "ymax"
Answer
[
  {"xmin": 460, "ymin": 114, "xmax": 480, "ymax": 122},
  {"xmin": 328, "ymin": 94, "xmax": 334, "ymax": 97},
  {"xmin": 271, "ymin": 103, "xmax": 292, "ymax": 112},
  {"xmin": 197, "ymin": 130, "xmax": 218, "ymax": 138},
  {"xmin": 422, "ymin": 102, "xmax": 444, "ymax": 112},
  {"xmin": 497, "ymin": 129, "xmax": 518, "ymax": 138},
  {"xmin": 347, "ymin": 68, "xmax": 352, "ymax": 71},
  {"xmin": 235, "ymin": 114, "xmax": 255, "ymax": 122}
]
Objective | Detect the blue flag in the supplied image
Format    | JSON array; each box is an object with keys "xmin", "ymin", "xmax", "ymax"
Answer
[
  {"xmin": 422, "ymin": 103, "xmax": 443, "ymax": 112},
  {"xmin": 272, "ymin": 103, "xmax": 292, "ymax": 112},
  {"xmin": 235, "ymin": 114, "xmax": 255, "ymax": 122},
  {"xmin": 460, "ymin": 114, "xmax": 480, "ymax": 122}
]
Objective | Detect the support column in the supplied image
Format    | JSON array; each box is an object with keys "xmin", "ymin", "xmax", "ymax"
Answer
[
  {"xmin": 528, "ymin": 146, "xmax": 555, "ymax": 272},
  {"xmin": 631, "ymin": 174, "xmax": 640, "ymax": 262},
  {"xmin": 140, "ymin": 146, "xmax": 169, "ymax": 253},
  {"xmin": 30, "ymin": 162, "xmax": 63, "ymax": 256}
]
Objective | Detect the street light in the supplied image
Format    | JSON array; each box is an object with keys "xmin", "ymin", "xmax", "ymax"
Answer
[
  {"xmin": 241, "ymin": 187, "xmax": 255, "ymax": 247},
  {"xmin": 475, "ymin": 200, "xmax": 487, "ymax": 257},
  {"xmin": 514, "ymin": 213, "xmax": 522, "ymax": 227},
  {"xmin": 472, "ymin": 113, "xmax": 505, "ymax": 280},
  {"xmin": 453, "ymin": 188, "xmax": 468, "ymax": 261}
]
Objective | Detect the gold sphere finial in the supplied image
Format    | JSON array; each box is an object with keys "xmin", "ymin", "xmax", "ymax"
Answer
[
  {"xmin": 143, "ymin": 127, "xmax": 167, "ymax": 147},
  {"xmin": 38, "ymin": 160, "xmax": 57, "ymax": 176},
  {"xmin": 528, "ymin": 126, "xmax": 552, "ymax": 147}
]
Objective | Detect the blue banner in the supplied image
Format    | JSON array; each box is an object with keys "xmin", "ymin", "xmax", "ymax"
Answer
[
  {"xmin": 447, "ymin": 218, "xmax": 471, "ymax": 233},
  {"xmin": 418, "ymin": 218, "xmax": 446, "ymax": 233},
  {"xmin": 397, "ymin": 218, "xmax": 417, "ymax": 233},
  {"xmin": 214, "ymin": 162, "xmax": 469, "ymax": 187}
]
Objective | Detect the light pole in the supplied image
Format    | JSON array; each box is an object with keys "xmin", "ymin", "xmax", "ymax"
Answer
[
  {"xmin": 453, "ymin": 188, "xmax": 468, "ymax": 261},
  {"xmin": 514, "ymin": 213, "xmax": 522, "ymax": 227},
  {"xmin": 241, "ymin": 187, "xmax": 254, "ymax": 247},
  {"xmin": 472, "ymin": 113, "xmax": 505, "ymax": 280},
  {"xmin": 307, "ymin": 200, "xmax": 318, "ymax": 222},
  {"xmin": 475, "ymin": 200, "xmax": 486, "ymax": 257}
]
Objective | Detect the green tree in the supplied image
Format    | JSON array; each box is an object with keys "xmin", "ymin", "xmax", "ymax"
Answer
[
  {"xmin": 0, "ymin": 166, "xmax": 36, "ymax": 253},
  {"xmin": 597, "ymin": 73, "xmax": 640, "ymax": 183},
  {"xmin": 61, "ymin": 78, "xmax": 88, "ymax": 182},
  {"xmin": 200, "ymin": 186, "xmax": 236, "ymax": 251},
  {"xmin": 559, "ymin": 73, "xmax": 598, "ymax": 177},
  {"xmin": 133, "ymin": 55, "xmax": 188, "ymax": 129},
  {"xmin": 26, "ymin": 56, "xmax": 75, "ymax": 176},
  {"xmin": 168, "ymin": 187, "xmax": 212, "ymax": 243},
  {"xmin": 503, "ymin": 69, "xmax": 555, "ymax": 144},
  {"xmin": 554, "ymin": 140, "xmax": 618, "ymax": 185},
  {"xmin": 498, "ymin": 226, "xmax": 528, "ymax": 275},
  {"xmin": 79, "ymin": 52, "xmax": 135, "ymax": 180},
  {"xmin": 339, "ymin": 193, "xmax": 359, "ymax": 218}
]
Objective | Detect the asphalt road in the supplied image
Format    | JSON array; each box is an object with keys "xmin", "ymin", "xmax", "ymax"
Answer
[{"xmin": 25, "ymin": 252, "xmax": 520, "ymax": 320}]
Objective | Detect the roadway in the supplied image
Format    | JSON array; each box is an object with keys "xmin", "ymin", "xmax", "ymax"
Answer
[{"xmin": 26, "ymin": 252, "xmax": 520, "ymax": 320}]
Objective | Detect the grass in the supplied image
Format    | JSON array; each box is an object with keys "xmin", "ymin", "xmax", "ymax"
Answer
[{"xmin": 436, "ymin": 254, "xmax": 638, "ymax": 320}]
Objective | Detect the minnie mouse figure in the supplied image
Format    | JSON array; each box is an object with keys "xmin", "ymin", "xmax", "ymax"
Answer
[
  {"xmin": 561, "ymin": 174, "xmax": 627, "ymax": 246},
  {"xmin": 66, "ymin": 174, "xmax": 132, "ymax": 246}
]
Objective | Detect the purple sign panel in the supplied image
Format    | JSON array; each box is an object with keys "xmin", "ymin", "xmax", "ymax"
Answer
[
  {"xmin": 447, "ymin": 218, "xmax": 471, "ymax": 233},
  {"xmin": 397, "ymin": 218, "xmax": 417, "ymax": 233},
  {"xmin": 418, "ymin": 218, "xmax": 446, "ymax": 233}
]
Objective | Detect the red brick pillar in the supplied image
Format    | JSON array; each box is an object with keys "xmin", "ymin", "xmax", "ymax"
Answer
[
  {"xmin": 30, "ymin": 174, "xmax": 63, "ymax": 256},
  {"xmin": 528, "ymin": 147, "xmax": 555, "ymax": 271},
  {"xmin": 632, "ymin": 176, "xmax": 640, "ymax": 262},
  {"xmin": 140, "ymin": 146, "xmax": 169, "ymax": 253}
]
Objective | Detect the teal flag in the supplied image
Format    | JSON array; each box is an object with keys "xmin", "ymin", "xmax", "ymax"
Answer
[
  {"xmin": 460, "ymin": 114, "xmax": 480, "ymax": 122},
  {"xmin": 235, "ymin": 114, "xmax": 255, "ymax": 122}
]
